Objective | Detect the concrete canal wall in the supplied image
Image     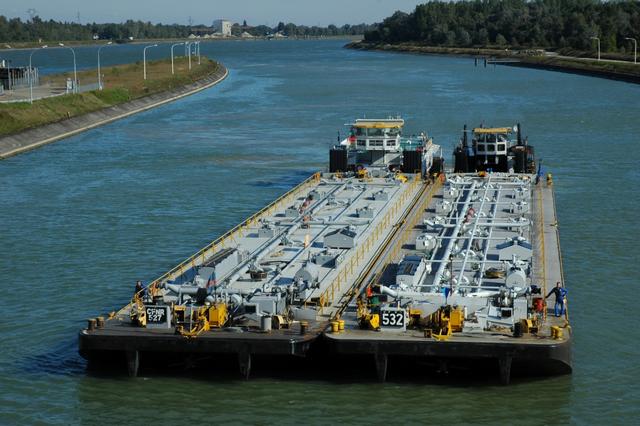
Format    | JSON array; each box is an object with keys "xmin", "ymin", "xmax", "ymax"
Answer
[{"xmin": 0, "ymin": 64, "xmax": 228, "ymax": 160}]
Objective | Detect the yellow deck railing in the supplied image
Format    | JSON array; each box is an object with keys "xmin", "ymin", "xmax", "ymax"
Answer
[
  {"xmin": 537, "ymin": 183, "xmax": 548, "ymax": 321},
  {"xmin": 316, "ymin": 175, "xmax": 442, "ymax": 317},
  {"xmin": 362, "ymin": 177, "xmax": 442, "ymax": 306},
  {"xmin": 550, "ymin": 182, "xmax": 569, "ymax": 324}
]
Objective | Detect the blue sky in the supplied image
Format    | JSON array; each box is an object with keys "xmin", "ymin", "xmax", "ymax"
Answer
[{"xmin": 6, "ymin": 0, "xmax": 426, "ymax": 26}]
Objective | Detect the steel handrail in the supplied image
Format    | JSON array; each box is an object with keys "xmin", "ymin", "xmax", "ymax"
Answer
[
  {"xmin": 318, "ymin": 176, "xmax": 437, "ymax": 317},
  {"xmin": 330, "ymin": 177, "xmax": 440, "ymax": 320},
  {"xmin": 316, "ymin": 178, "xmax": 416, "ymax": 314}
]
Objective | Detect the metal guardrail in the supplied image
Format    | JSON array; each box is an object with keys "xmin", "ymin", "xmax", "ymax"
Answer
[
  {"xmin": 330, "ymin": 175, "xmax": 443, "ymax": 321},
  {"xmin": 537, "ymin": 183, "xmax": 548, "ymax": 321},
  {"xmin": 315, "ymin": 174, "xmax": 442, "ymax": 317},
  {"xmin": 369, "ymin": 176, "xmax": 442, "ymax": 286},
  {"xmin": 550, "ymin": 180, "xmax": 570, "ymax": 325},
  {"xmin": 313, "ymin": 177, "xmax": 419, "ymax": 314}
]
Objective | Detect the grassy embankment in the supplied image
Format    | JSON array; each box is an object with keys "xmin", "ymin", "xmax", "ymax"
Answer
[
  {"xmin": 0, "ymin": 57, "xmax": 219, "ymax": 136},
  {"xmin": 348, "ymin": 41, "xmax": 640, "ymax": 82},
  {"xmin": 518, "ymin": 55, "xmax": 640, "ymax": 78},
  {"xmin": 1, "ymin": 40, "xmax": 115, "ymax": 49},
  {"xmin": 347, "ymin": 41, "xmax": 509, "ymax": 58}
]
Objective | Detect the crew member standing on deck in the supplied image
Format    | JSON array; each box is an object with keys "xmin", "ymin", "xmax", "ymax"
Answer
[
  {"xmin": 546, "ymin": 282, "xmax": 567, "ymax": 317},
  {"xmin": 535, "ymin": 159, "xmax": 544, "ymax": 185},
  {"xmin": 134, "ymin": 280, "xmax": 144, "ymax": 297}
]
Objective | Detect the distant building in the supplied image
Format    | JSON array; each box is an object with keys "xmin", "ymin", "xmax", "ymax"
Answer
[{"xmin": 213, "ymin": 19, "xmax": 232, "ymax": 36}]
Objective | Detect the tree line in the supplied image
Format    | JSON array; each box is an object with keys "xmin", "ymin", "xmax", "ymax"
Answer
[
  {"xmin": 364, "ymin": 0, "xmax": 640, "ymax": 53},
  {"xmin": 0, "ymin": 16, "xmax": 191, "ymax": 42},
  {"xmin": 254, "ymin": 22, "xmax": 376, "ymax": 37},
  {"xmin": 0, "ymin": 15, "xmax": 375, "ymax": 43}
]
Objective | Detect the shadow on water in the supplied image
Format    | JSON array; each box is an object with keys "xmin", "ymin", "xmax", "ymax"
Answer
[
  {"xmin": 17, "ymin": 338, "xmax": 87, "ymax": 377},
  {"xmin": 75, "ymin": 352, "xmax": 573, "ymax": 424},
  {"xmin": 250, "ymin": 169, "xmax": 318, "ymax": 190}
]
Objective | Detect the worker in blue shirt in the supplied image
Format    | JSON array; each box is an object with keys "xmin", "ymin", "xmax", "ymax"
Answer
[
  {"xmin": 535, "ymin": 160, "xmax": 544, "ymax": 185},
  {"xmin": 546, "ymin": 282, "xmax": 567, "ymax": 317}
]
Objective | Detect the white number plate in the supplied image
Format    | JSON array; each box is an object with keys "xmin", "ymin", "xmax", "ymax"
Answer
[
  {"xmin": 145, "ymin": 306, "xmax": 167, "ymax": 324},
  {"xmin": 380, "ymin": 309, "xmax": 406, "ymax": 329}
]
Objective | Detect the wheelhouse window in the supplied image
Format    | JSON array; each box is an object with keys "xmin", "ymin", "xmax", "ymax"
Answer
[
  {"xmin": 497, "ymin": 143, "xmax": 506, "ymax": 151},
  {"xmin": 486, "ymin": 144, "xmax": 495, "ymax": 152}
]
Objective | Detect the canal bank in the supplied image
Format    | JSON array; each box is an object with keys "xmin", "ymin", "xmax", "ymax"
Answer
[
  {"xmin": 347, "ymin": 42, "xmax": 640, "ymax": 85},
  {"xmin": 0, "ymin": 63, "xmax": 228, "ymax": 159}
]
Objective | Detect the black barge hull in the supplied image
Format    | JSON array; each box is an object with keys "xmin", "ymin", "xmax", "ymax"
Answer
[
  {"xmin": 79, "ymin": 327, "xmax": 318, "ymax": 379},
  {"xmin": 79, "ymin": 327, "xmax": 571, "ymax": 383},
  {"xmin": 324, "ymin": 333, "xmax": 572, "ymax": 384}
]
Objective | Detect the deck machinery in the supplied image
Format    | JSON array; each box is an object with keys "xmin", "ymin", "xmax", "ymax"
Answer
[{"xmin": 79, "ymin": 120, "xmax": 570, "ymax": 384}]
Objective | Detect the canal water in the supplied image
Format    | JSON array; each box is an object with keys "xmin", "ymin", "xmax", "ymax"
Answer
[{"xmin": 1, "ymin": 40, "xmax": 638, "ymax": 424}]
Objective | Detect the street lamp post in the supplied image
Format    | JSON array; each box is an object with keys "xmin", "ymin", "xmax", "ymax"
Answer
[
  {"xmin": 97, "ymin": 41, "xmax": 113, "ymax": 90},
  {"xmin": 171, "ymin": 42, "xmax": 185, "ymax": 74},
  {"xmin": 625, "ymin": 37, "xmax": 637, "ymax": 64},
  {"xmin": 186, "ymin": 41, "xmax": 193, "ymax": 70},
  {"xmin": 7, "ymin": 59, "xmax": 12, "ymax": 91},
  {"xmin": 58, "ymin": 43, "xmax": 78, "ymax": 93},
  {"xmin": 197, "ymin": 41, "xmax": 201, "ymax": 64},
  {"xmin": 28, "ymin": 45, "xmax": 47, "ymax": 104},
  {"xmin": 3, "ymin": 46, "xmax": 12, "ymax": 91},
  {"xmin": 143, "ymin": 44, "xmax": 158, "ymax": 80},
  {"xmin": 192, "ymin": 41, "xmax": 199, "ymax": 65},
  {"xmin": 590, "ymin": 36, "xmax": 600, "ymax": 61}
]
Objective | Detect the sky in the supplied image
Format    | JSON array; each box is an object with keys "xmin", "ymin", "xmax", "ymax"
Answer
[{"xmin": 4, "ymin": 0, "xmax": 427, "ymax": 27}]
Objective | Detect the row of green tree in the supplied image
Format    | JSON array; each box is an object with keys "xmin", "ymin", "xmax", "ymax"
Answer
[
  {"xmin": 0, "ymin": 16, "xmax": 192, "ymax": 42},
  {"xmin": 248, "ymin": 22, "xmax": 376, "ymax": 37},
  {"xmin": 365, "ymin": 0, "xmax": 640, "ymax": 53},
  {"xmin": 0, "ymin": 16, "xmax": 375, "ymax": 43}
]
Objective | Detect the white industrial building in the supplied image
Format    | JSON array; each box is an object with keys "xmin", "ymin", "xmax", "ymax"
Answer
[{"xmin": 213, "ymin": 19, "xmax": 232, "ymax": 36}]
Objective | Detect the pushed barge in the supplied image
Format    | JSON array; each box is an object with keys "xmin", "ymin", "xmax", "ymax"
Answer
[{"xmin": 80, "ymin": 120, "xmax": 571, "ymax": 384}]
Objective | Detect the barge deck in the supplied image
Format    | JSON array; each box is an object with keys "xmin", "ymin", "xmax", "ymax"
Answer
[
  {"xmin": 324, "ymin": 174, "xmax": 570, "ymax": 384},
  {"xmin": 80, "ymin": 120, "xmax": 571, "ymax": 384},
  {"xmin": 80, "ymin": 170, "xmax": 431, "ymax": 377}
]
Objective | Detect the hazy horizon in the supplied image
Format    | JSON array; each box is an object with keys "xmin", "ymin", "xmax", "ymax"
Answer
[{"xmin": 4, "ymin": 0, "xmax": 426, "ymax": 27}]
